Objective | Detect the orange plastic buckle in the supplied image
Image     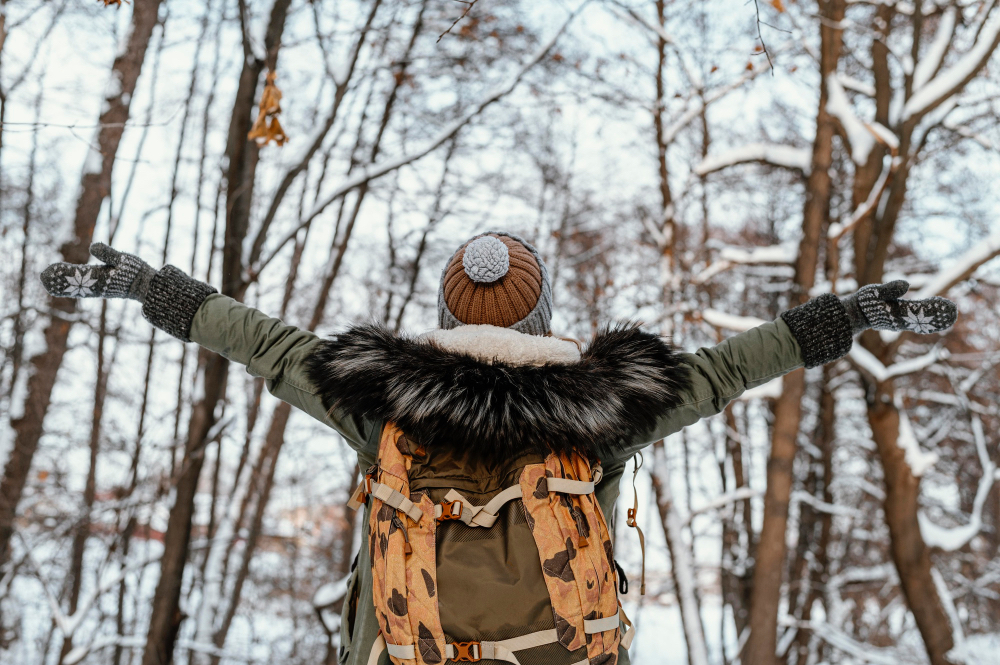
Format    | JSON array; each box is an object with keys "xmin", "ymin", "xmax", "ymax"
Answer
[
  {"xmin": 364, "ymin": 465, "xmax": 378, "ymax": 494},
  {"xmin": 439, "ymin": 500, "xmax": 464, "ymax": 521},
  {"xmin": 451, "ymin": 641, "xmax": 481, "ymax": 662},
  {"xmin": 626, "ymin": 508, "xmax": 637, "ymax": 528}
]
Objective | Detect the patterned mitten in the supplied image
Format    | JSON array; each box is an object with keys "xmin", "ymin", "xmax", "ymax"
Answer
[
  {"xmin": 40, "ymin": 242, "xmax": 217, "ymax": 342},
  {"xmin": 40, "ymin": 243, "xmax": 156, "ymax": 302},
  {"xmin": 840, "ymin": 280, "xmax": 957, "ymax": 335}
]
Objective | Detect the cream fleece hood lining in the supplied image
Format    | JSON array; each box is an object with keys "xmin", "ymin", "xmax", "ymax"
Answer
[{"xmin": 418, "ymin": 324, "xmax": 581, "ymax": 366}]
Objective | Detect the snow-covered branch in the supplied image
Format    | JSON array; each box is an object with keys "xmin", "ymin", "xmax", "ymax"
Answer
[
  {"xmin": 660, "ymin": 44, "xmax": 789, "ymax": 147},
  {"xmin": 701, "ymin": 309, "xmax": 767, "ymax": 332},
  {"xmin": 895, "ymin": 397, "xmax": 940, "ymax": 477},
  {"xmin": 827, "ymin": 563, "xmax": 898, "ymax": 590},
  {"xmin": 684, "ymin": 487, "xmax": 761, "ymax": 525},
  {"xmin": 848, "ymin": 344, "xmax": 945, "ymax": 383},
  {"xmin": 915, "ymin": 230, "xmax": 1000, "ymax": 299},
  {"xmin": 694, "ymin": 143, "xmax": 811, "ymax": 176},
  {"xmin": 918, "ymin": 398, "xmax": 997, "ymax": 550},
  {"xmin": 826, "ymin": 74, "xmax": 876, "ymax": 165},
  {"xmin": 931, "ymin": 566, "xmax": 966, "ymax": 650},
  {"xmin": 313, "ymin": 574, "xmax": 351, "ymax": 609},
  {"xmin": 838, "ymin": 73, "xmax": 875, "ymax": 97},
  {"xmin": 695, "ymin": 243, "xmax": 797, "ymax": 283},
  {"xmin": 902, "ymin": 6, "xmax": 1000, "ymax": 122},
  {"xmin": 23, "ymin": 542, "xmax": 159, "ymax": 645},
  {"xmin": 791, "ymin": 490, "xmax": 862, "ymax": 517},
  {"xmin": 828, "ymin": 156, "xmax": 895, "ymax": 240},
  {"xmin": 64, "ymin": 635, "xmax": 146, "ymax": 665},
  {"xmin": 912, "ymin": 5, "xmax": 958, "ymax": 91},
  {"xmin": 790, "ymin": 619, "xmax": 908, "ymax": 665},
  {"xmin": 64, "ymin": 635, "xmax": 257, "ymax": 665}
]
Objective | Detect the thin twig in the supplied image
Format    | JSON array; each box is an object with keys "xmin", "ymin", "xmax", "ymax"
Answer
[
  {"xmin": 752, "ymin": 0, "xmax": 775, "ymax": 73},
  {"xmin": 438, "ymin": 0, "xmax": 480, "ymax": 43}
]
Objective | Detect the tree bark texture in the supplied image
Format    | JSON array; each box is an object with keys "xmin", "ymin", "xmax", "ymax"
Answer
[
  {"xmin": 742, "ymin": 3, "xmax": 845, "ymax": 663},
  {"xmin": 60, "ymin": 303, "xmax": 114, "ymax": 661},
  {"xmin": 141, "ymin": 2, "xmax": 291, "ymax": 663},
  {"xmin": 651, "ymin": 442, "xmax": 710, "ymax": 665},
  {"xmin": 867, "ymin": 383, "xmax": 956, "ymax": 664}
]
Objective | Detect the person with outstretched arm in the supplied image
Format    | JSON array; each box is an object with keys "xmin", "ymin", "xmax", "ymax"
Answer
[{"xmin": 42, "ymin": 234, "xmax": 956, "ymax": 665}]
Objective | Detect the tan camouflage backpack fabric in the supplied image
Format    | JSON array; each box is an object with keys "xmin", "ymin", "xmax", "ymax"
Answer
[{"xmin": 356, "ymin": 422, "xmax": 634, "ymax": 665}]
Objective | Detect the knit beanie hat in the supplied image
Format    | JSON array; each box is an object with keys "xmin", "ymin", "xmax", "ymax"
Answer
[{"xmin": 438, "ymin": 231, "xmax": 553, "ymax": 336}]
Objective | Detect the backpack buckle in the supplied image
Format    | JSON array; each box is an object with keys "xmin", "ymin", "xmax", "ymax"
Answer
[
  {"xmin": 451, "ymin": 641, "xmax": 481, "ymax": 661},
  {"xmin": 439, "ymin": 500, "xmax": 464, "ymax": 521},
  {"xmin": 364, "ymin": 464, "xmax": 378, "ymax": 494}
]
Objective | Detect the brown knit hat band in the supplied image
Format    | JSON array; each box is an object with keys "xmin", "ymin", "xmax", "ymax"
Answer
[
  {"xmin": 442, "ymin": 235, "xmax": 542, "ymax": 328},
  {"xmin": 437, "ymin": 231, "xmax": 553, "ymax": 335}
]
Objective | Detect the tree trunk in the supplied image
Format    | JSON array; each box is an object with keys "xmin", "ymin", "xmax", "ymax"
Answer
[
  {"xmin": 742, "ymin": 3, "xmax": 845, "ymax": 663},
  {"xmin": 0, "ymin": 0, "xmax": 164, "ymax": 569},
  {"xmin": 60, "ymin": 302, "xmax": 114, "ymax": 660},
  {"xmin": 140, "ymin": 2, "xmax": 291, "ymax": 662},
  {"xmin": 721, "ymin": 406, "xmax": 752, "ymax": 640},
  {"xmin": 651, "ymin": 441, "xmax": 710, "ymax": 665},
  {"xmin": 868, "ymin": 383, "xmax": 956, "ymax": 663},
  {"xmin": 785, "ymin": 368, "xmax": 835, "ymax": 664}
]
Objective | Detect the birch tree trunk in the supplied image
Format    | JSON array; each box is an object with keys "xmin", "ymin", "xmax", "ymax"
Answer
[{"xmin": 651, "ymin": 441, "xmax": 710, "ymax": 665}]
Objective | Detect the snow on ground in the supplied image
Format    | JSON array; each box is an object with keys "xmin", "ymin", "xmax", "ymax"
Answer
[
  {"xmin": 949, "ymin": 632, "xmax": 1000, "ymax": 665},
  {"xmin": 626, "ymin": 597, "xmax": 731, "ymax": 665}
]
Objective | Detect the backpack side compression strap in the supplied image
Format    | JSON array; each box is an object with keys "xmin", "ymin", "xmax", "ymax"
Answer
[
  {"xmin": 368, "ymin": 424, "xmax": 447, "ymax": 665},
  {"xmin": 520, "ymin": 453, "xmax": 622, "ymax": 662}
]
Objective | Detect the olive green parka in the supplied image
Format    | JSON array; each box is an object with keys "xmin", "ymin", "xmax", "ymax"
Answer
[{"xmin": 188, "ymin": 293, "xmax": 810, "ymax": 665}]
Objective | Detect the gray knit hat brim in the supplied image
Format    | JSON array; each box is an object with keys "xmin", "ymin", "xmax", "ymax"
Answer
[{"xmin": 437, "ymin": 231, "xmax": 553, "ymax": 336}]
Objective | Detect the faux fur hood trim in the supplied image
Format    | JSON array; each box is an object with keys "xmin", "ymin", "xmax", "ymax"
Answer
[
  {"xmin": 305, "ymin": 324, "xmax": 691, "ymax": 460},
  {"xmin": 418, "ymin": 324, "xmax": 582, "ymax": 366}
]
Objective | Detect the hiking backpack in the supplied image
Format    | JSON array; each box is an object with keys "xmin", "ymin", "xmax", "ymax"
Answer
[{"xmin": 353, "ymin": 422, "xmax": 635, "ymax": 665}]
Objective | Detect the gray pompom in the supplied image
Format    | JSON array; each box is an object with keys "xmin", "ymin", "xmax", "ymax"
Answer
[{"xmin": 463, "ymin": 236, "xmax": 510, "ymax": 283}]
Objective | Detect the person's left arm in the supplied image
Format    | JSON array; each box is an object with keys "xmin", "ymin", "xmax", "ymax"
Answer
[{"xmin": 40, "ymin": 243, "xmax": 378, "ymax": 453}]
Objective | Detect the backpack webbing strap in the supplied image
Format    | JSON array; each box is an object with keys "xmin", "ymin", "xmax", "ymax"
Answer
[
  {"xmin": 369, "ymin": 481, "xmax": 424, "ymax": 524},
  {"xmin": 368, "ymin": 634, "xmax": 388, "ymax": 665},
  {"xmin": 544, "ymin": 477, "xmax": 594, "ymax": 494},
  {"xmin": 619, "ymin": 606, "xmax": 636, "ymax": 650},
  {"xmin": 370, "ymin": 612, "xmax": 633, "ymax": 664},
  {"xmin": 433, "ymin": 474, "xmax": 599, "ymax": 529},
  {"xmin": 434, "ymin": 485, "xmax": 522, "ymax": 527},
  {"xmin": 583, "ymin": 615, "xmax": 619, "ymax": 633},
  {"xmin": 371, "ymin": 628, "xmax": 590, "ymax": 665}
]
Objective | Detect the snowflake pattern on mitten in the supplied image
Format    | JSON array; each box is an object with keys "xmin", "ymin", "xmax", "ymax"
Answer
[
  {"xmin": 40, "ymin": 243, "xmax": 156, "ymax": 302},
  {"xmin": 853, "ymin": 280, "xmax": 957, "ymax": 334}
]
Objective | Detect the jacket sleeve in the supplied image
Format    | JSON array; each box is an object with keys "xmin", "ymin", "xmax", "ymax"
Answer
[
  {"xmin": 188, "ymin": 293, "xmax": 377, "ymax": 453},
  {"xmin": 618, "ymin": 294, "xmax": 855, "ymax": 459}
]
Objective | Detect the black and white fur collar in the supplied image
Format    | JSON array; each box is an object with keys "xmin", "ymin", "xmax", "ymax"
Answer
[{"xmin": 305, "ymin": 323, "xmax": 691, "ymax": 460}]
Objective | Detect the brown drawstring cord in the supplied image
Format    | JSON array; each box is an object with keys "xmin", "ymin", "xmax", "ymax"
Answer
[{"xmin": 626, "ymin": 452, "xmax": 646, "ymax": 595}]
